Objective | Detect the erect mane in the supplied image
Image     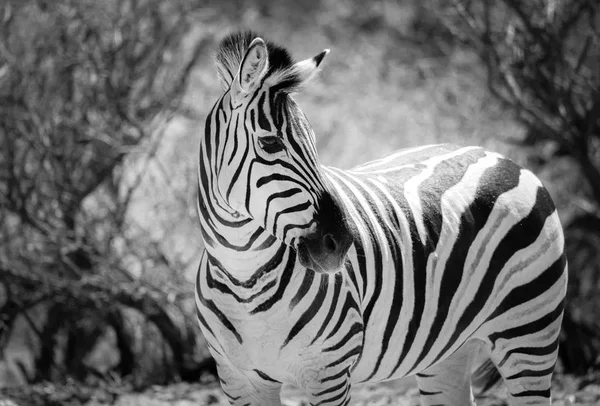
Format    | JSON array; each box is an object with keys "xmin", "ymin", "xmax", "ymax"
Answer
[{"xmin": 215, "ymin": 31, "xmax": 302, "ymax": 91}]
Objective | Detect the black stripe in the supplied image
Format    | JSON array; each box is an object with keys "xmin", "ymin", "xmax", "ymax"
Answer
[
  {"xmin": 323, "ymin": 322, "xmax": 363, "ymax": 352},
  {"xmin": 389, "ymin": 205, "xmax": 426, "ymax": 376},
  {"xmin": 285, "ymin": 115, "xmax": 322, "ymax": 193},
  {"xmin": 314, "ymin": 384, "xmax": 350, "ymax": 405},
  {"xmin": 282, "ymin": 275, "xmax": 328, "ymax": 348},
  {"xmin": 332, "ymin": 174, "xmax": 382, "ymax": 328},
  {"xmin": 321, "ymin": 367, "xmax": 349, "ymax": 383},
  {"xmin": 226, "ymin": 138, "xmax": 249, "ymax": 202},
  {"xmin": 313, "ymin": 380, "xmax": 346, "ymax": 397},
  {"xmin": 361, "ymin": 185, "xmax": 404, "ymax": 380},
  {"xmin": 272, "ymin": 201, "xmax": 311, "ymax": 235},
  {"xmin": 489, "ymin": 300, "xmax": 564, "ymax": 346},
  {"xmin": 488, "ymin": 255, "xmax": 565, "ymax": 321},
  {"xmin": 326, "ymin": 173, "xmax": 368, "ymax": 298},
  {"xmin": 419, "ymin": 389, "xmax": 443, "ymax": 396},
  {"xmin": 226, "ymin": 114, "xmax": 240, "ymax": 165},
  {"xmin": 203, "ymin": 101, "xmax": 216, "ymax": 158},
  {"xmin": 353, "ymin": 235, "xmax": 369, "ymax": 300},
  {"xmin": 222, "ymin": 389, "xmax": 240, "ymax": 401},
  {"xmin": 344, "ymin": 261, "xmax": 360, "ymax": 299},
  {"xmin": 441, "ymin": 185, "xmax": 557, "ymax": 359},
  {"xmin": 196, "ymin": 285, "xmax": 242, "ymax": 344},
  {"xmin": 264, "ymin": 187, "xmax": 302, "ymax": 225},
  {"xmin": 257, "ymin": 92, "xmax": 270, "ymax": 131},
  {"xmin": 290, "ymin": 271, "xmax": 315, "ymax": 310},
  {"xmin": 255, "ymin": 234, "xmax": 277, "ymax": 250},
  {"xmin": 251, "ymin": 249, "xmax": 297, "ymax": 314},
  {"xmin": 498, "ymin": 335, "xmax": 560, "ymax": 367},
  {"xmin": 512, "ymin": 388, "xmax": 550, "ymax": 398},
  {"xmin": 196, "ymin": 307, "xmax": 214, "ymax": 338},
  {"xmin": 325, "ymin": 291, "xmax": 361, "ymax": 341},
  {"xmin": 218, "ymin": 111, "xmax": 232, "ymax": 173},
  {"xmin": 417, "ymin": 158, "xmax": 520, "ymax": 367},
  {"xmin": 198, "ymin": 154, "xmax": 252, "ymax": 229},
  {"xmin": 254, "ymin": 369, "xmax": 281, "ymax": 383},
  {"xmin": 206, "ymin": 263, "xmax": 277, "ymax": 303},
  {"xmin": 282, "ymin": 217, "xmax": 316, "ymax": 243},
  {"xmin": 310, "ymin": 273, "xmax": 343, "ymax": 345},
  {"xmin": 325, "ymin": 346, "xmax": 362, "ymax": 368},
  {"xmin": 207, "ymin": 244, "xmax": 286, "ymax": 288},
  {"xmin": 252, "ymin": 155, "xmax": 322, "ymax": 203},
  {"xmin": 211, "ymin": 98, "xmax": 223, "ymax": 164},
  {"xmin": 206, "ymin": 299, "xmax": 242, "ymax": 343},
  {"xmin": 281, "ymin": 97, "xmax": 323, "ymax": 193},
  {"xmin": 416, "ymin": 372, "xmax": 435, "ymax": 378},
  {"xmin": 257, "ymin": 173, "xmax": 307, "ymax": 188},
  {"xmin": 196, "ymin": 196, "xmax": 215, "ymax": 248},
  {"xmin": 506, "ymin": 365, "xmax": 555, "ymax": 380},
  {"xmin": 384, "ymin": 151, "xmax": 481, "ymax": 376},
  {"xmin": 250, "ymin": 109, "xmax": 256, "ymax": 132},
  {"xmin": 417, "ymin": 149, "xmax": 486, "ymax": 250}
]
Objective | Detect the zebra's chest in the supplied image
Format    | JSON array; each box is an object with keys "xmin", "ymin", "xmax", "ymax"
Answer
[
  {"xmin": 217, "ymin": 314, "xmax": 290, "ymax": 366},
  {"xmin": 210, "ymin": 305, "xmax": 363, "ymax": 386},
  {"xmin": 198, "ymin": 253, "xmax": 366, "ymax": 386}
]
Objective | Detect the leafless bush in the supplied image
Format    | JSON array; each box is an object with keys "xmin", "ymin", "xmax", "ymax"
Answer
[
  {"xmin": 427, "ymin": 0, "xmax": 600, "ymax": 372},
  {"xmin": 0, "ymin": 0, "xmax": 212, "ymax": 385}
]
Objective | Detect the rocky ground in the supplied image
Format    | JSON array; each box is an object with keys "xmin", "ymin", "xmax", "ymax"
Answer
[{"xmin": 2, "ymin": 374, "xmax": 600, "ymax": 406}]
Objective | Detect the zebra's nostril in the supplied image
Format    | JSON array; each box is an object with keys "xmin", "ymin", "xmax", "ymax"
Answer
[{"xmin": 322, "ymin": 234, "xmax": 338, "ymax": 254}]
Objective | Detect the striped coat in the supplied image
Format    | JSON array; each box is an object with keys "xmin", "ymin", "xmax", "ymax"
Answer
[{"xmin": 196, "ymin": 31, "xmax": 567, "ymax": 406}]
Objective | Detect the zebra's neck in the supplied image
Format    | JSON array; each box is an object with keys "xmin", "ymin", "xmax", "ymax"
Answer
[
  {"xmin": 198, "ymin": 142, "xmax": 292, "ymax": 286},
  {"xmin": 206, "ymin": 224, "xmax": 288, "ymax": 283}
]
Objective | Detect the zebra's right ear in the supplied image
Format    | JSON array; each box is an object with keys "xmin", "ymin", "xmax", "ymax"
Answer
[
  {"xmin": 291, "ymin": 49, "xmax": 330, "ymax": 86},
  {"xmin": 232, "ymin": 38, "xmax": 269, "ymax": 97}
]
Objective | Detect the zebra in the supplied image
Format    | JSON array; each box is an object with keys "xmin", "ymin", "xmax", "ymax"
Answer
[{"xmin": 195, "ymin": 31, "xmax": 567, "ymax": 406}]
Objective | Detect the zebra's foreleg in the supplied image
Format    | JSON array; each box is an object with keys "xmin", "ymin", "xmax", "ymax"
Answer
[
  {"xmin": 415, "ymin": 341, "xmax": 478, "ymax": 406},
  {"xmin": 305, "ymin": 367, "xmax": 352, "ymax": 406},
  {"xmin": 216, "ymin": 363, "xmax": 282, "ymax": 406}
]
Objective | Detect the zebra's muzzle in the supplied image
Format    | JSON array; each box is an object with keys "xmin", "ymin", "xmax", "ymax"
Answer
[{"xmin": 296, "ymin": 230, "xmax": 352, "ymax": 274}]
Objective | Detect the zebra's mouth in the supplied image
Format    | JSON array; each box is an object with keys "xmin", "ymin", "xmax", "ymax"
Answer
[{"xmin": 296, "ymin": 236, "xmax": 349, "ymax": 274}]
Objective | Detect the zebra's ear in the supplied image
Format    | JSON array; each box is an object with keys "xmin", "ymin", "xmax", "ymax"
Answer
[
  {"xmin": 291, "ymin": 49, "xmax": 330, "ymax": 87},
  {"xmin": 233, "ymin": 37, "xmax": 269, "ymax": 95}
]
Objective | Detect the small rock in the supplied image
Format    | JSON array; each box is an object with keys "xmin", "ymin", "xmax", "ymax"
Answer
[{"xmin": 205, "ymin": 394, "xmax": 220, "ymax": 405}]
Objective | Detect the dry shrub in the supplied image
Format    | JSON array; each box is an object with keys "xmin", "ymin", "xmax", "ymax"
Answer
[{"xmin": 0, "ymin": 0, "xmax": 213, "ymax": 386}]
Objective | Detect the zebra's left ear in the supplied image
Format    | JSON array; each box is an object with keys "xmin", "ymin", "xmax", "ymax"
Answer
[
  {"xmin": 291, "ymin": 49, "xmax": 330, "ymax": 87},
  {"xmin": 233, "ymin": 37, "xmax": 269, "ymax": 96}
]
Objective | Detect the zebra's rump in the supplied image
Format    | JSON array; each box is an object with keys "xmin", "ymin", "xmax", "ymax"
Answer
[{"xmin": 324, "ymin": 144, "xmax": 566, "ymax": 382}]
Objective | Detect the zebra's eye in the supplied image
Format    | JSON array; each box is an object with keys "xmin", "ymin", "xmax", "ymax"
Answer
[{"xmin": 258, "ymin": 136, "xmax": 285, "ymax": 154}]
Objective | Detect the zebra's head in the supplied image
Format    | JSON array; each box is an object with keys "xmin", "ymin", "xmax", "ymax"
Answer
[{"xmin": 204, "ymin": 31, "xmax": 352, "ymax": 273}]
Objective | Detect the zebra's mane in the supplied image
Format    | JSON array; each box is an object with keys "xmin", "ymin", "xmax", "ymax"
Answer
[{"xmin": 215, "ymin": 31, "xmax": 302, "ymax": 91}]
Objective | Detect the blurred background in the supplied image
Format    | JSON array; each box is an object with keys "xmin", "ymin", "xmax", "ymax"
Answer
[{"xmin": 0, "ymin": 0, "xmax": 599, "ymax": 404}]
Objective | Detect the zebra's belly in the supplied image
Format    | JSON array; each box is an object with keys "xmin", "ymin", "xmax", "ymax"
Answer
[
  {"xmin": 347, "ymin": 308, "xmax": 463, "ymax": 383},
  {"xmin": 349, "ymin": 323, "xmax": 478, "ymax": 384},
  {"xmin": 350, "ymin": 337, "xmax": 485, "ymax": 384}
]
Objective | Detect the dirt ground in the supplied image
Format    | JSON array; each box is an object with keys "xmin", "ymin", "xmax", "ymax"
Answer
[
  {"xmin": 108, "ymin": 377, "xmax": 600, "ymax": 406},
  {"xmin": 2, "ymin": 374, "xmax": 600, "ymax": 406}
]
